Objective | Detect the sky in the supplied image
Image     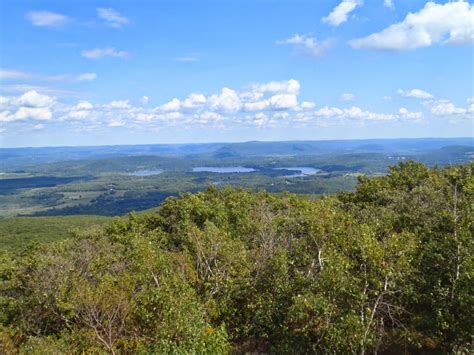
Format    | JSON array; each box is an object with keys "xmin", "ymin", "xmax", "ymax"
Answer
[{"xmin": 0, "ymin": 0, "xmax": 473, "ymax": 147}]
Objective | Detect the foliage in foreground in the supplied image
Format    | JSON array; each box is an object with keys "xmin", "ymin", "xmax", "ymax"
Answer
[{"xmin": 0, "ymin": 161, "xmax": 472, "ymax": 354}]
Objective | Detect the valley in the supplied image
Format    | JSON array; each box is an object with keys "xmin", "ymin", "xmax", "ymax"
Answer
[{"xmin": 1, "ymin": 138, "xmax": 472, "ymax": 218}]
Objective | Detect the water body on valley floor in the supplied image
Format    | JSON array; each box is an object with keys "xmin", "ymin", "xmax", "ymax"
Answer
[
  {"xmin": 274, "ymin": 167, "xmax": 320, "ymax": 177},
  {"xmin": 192, "ymin": 166, "xmax": 257, "ymax": 173},
  {"xmin": 128, "ymin": 169, "xmax": 164, "ymax": 176}
]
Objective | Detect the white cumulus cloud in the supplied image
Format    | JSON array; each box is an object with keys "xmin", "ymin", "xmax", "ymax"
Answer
[
  {"xmin": 4, "ymin": 79, "xmax": 465, "ymax": 131},
  {"xmin": 268, "ymin": 94, "xmax": 298, "ymax": 110},
  {"xmin": 248, "ymin": 112, "xmax": 270, "ymax": 127},
  {"xmin": 424, "ymin": 99, "xmax": 469, "ymax": 116},
  {"xmin": 76, "ymin": 101, "xmax": 93, "ymax": 110},
  {"xmin": 398, "ymin": 89, "xmax": 434, "ymax": 99},
  {"xmin": 350, "ymin": 1, "xmax": 474, "ymax": 50},
  {"xmin": 105, "ymin": 100, "xmax": 131, "ymax": 109},
  {"xmin": 194, "ymin": 111, "xmax": 223, "ymax": 124},
  {"xmin": 1, "ymin": 107, "xmax": 52, "ymax": 122},
  {"xmin": 208, "ymin": 88, "xmax": 242, "ymax": 112},
  {"xmin": 68, "ymin": 110, "xmax": 92, "ymax": 120},
  {"xmin": 322, "ymin": 0, "xmax": 363, "ymax": 26},
  {"xmin": 300, "ymin": 101, "xmax": 316, "ymax": 109},
  {"xmin": 17, "ymin": 91, "xmax": 56, "ymax": 107},
  {"xmin": 159, "ymin": 98, "xmax": 181, "ymax": 112},
  {"xmin": 313, "ymin": 105, "xmax": 421, "ymax": 122},
  {"xmin": 251, "ymin": 79, "xmax": 300, "ymax": 95},
  {"xmin": 182, "ymin": 93, "xmax": 206, "ymax": 108},
  {"xmin": 15, "ymin": 107, "xmax": 52, "ymax": 121}
]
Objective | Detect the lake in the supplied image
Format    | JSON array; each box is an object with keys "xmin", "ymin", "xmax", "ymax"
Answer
[
  {"xmin": 274, "ymin": 167, "xmax": 320, "ymax": 177},
  {"xmin": 128, "ymin": 169, "xmax": 164, "ymax": 176},
  {"xmin": 192, "ymin": 166, "xmax": 257, "ymax": 173}
]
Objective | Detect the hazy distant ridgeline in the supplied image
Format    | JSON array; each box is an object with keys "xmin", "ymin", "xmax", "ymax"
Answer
[{"xmin": 1, "ymin": 138, "xmax": 473, "ymax": 170}]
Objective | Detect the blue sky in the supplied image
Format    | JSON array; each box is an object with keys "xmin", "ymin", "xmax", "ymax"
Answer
[{"xmin": 0, "ymin": 0, "xmax": 473, "ymax": 147}]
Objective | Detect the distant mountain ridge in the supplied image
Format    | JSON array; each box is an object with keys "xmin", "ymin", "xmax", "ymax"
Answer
[{"xmin": 1, "ymin": 137, "xmax": 473, "ymax": 169}]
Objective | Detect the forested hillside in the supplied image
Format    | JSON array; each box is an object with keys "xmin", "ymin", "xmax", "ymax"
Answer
[{"xmin": 1, "ymin": 161, "xmax": 472, "ymax": 354}]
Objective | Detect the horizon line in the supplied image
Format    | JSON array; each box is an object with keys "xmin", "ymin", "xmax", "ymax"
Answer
[{"xmin": 1, "ymin": 136, "xmax": 473, "ymax": 150}]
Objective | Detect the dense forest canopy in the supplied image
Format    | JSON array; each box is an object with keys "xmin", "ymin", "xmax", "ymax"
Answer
[{"xmin": 0, "ymin": 161, "xmax": 472, "ymax": 354}]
